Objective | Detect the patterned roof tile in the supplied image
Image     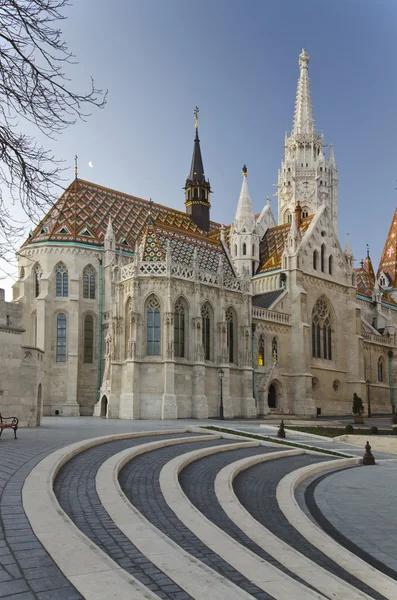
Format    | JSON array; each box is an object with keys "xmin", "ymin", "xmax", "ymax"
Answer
[
  {"xmin": 257, "ymin": 216, "xmax": 313, "ymax": 273},
  {"xmin": 24, "ymin": 179, "xmax": 222, "ymax": 252}
]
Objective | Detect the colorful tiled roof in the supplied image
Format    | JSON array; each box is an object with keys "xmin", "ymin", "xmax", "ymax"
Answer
[
  {"xmin": 355, "ymin": 264, "xmax": 375, "ymax": 298},
  {"xmin": 24, "ymin": 179, "xmax": 222, "ymax": 253},
  {"xmin": 140, "ymin": 222, "xmax": 234, "ymax": 276},
  {"xmin": 355, "ymin": 260, "xmax": 397, "ymax": 306},
  {"xmin": 377, "ymin": 208, "xmax": 397, "ymax": 287},
  {"xmin": 257, "ymin": 216, "xmax": 313, "ymax": 273}
]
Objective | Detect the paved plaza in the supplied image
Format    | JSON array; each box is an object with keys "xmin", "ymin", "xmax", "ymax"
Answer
[{"xmin": 0, "ymin": 417, "xmax": 397, "ymax": 599}]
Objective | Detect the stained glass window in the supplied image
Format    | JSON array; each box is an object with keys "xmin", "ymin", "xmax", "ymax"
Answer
[
  {"xmin": 56, "ymin": 313, "xmax": 67, "ymax": 362},
  {"xmin": 84, "ymin": 315, "xmax": 94, "ymax": 363},
  {"xmin": 83, "ymin": 267, "xmax": 96, "ymax": 299},
  {"xmin": 258, "ymin": 335, "xmax": 265, "ymax": 366},
  {"xmin": 56, "ymin": 264, "xmax": 68, "ymax": 297},
  {"xmin": 201, "ymin": 303, "xmax": 211, "ymax": 361},
  {"xmin": 174, "ymin": 299, "xmax": 185, "ymax": 358},
  {"xmin": 147, "ymin": 296, "xmax": 161, "ymax": 356},
  {"xmin": 226, "ymin": 308, "xmax": 235, "ymax": 363},
  {"xmin": 312, "ymin": 297, "xmax": 332, "ymax": 360}
]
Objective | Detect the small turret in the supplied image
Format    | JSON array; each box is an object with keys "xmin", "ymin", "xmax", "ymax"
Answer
[{"xmin": 230, "ymin": 166, "xmax": 260, "ymax": 277}]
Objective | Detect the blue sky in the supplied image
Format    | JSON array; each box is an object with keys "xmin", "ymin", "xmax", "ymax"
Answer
[{"xmin": 2, "ymin": 0, "xmax": 397, "ymax": 297}]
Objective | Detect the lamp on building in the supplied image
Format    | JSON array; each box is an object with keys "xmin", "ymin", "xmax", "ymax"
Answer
[
  {"xmin": 365, "ymin": 379, "xmax": 371, "ymax": 419},
  {"xmin": 217, "ymin": 368, "xmax": 224, "ymax": 420}
]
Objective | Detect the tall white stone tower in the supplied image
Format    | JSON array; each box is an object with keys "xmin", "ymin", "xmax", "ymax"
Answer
[
  {"xmin": 230, "ymin": 166, "xmax": 260, "ymax": 276},
  {"xmin": 277, "ymin": 49, "xmax": 339, "ymax": 231}
]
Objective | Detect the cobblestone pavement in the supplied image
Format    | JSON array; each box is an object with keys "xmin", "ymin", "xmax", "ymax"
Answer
[
  {"xmin": 119, "ymin": 441, "xmax": 275, "ymax": 600},
  {"xmin": 179, "ymin": 447, "xmax": 320, "ymax": 592},
  {"xmin": 234, "ymin": 456, "xmax": 387, "ymax": 599},
  {"xmin": 307, "ymin": 461, "xmax": 397, "ymax": 577},
  {"xmin": 1, "ymin": 417, "xmax": 397, "ymax": 600},
  {"xmin": 0, "ymin": 418, "xmax": 206, "ymax": 600}
]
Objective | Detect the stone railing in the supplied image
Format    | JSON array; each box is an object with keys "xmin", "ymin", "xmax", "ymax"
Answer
[
  {"xmin": 362, "ymin": 332, "xmax": 394, "ymax": 346},
  {"xmin": 120, "ymin": 260, "xmax": 243, "ymax": 292},
  {"xmin": 252, "ymin": 307, "xmax": 291, "ymax": 325}
]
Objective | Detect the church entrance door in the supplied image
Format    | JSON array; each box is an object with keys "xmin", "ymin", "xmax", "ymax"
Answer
[
  {"xmin": 268, "ymin": 383, "xmax": 277, "ymax": 409},
  {"xmin": 100, "ymin": 396, "xmax": 108, "ymax": 417}
]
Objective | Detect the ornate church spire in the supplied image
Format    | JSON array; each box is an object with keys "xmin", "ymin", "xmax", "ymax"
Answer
[
  {"xmin": 184, "ymin": 107, "xmax": 211, "ymax": 231},
  {"xmin": 234, "ymin": 165, "xmax": 254, "ymax": 232},
  {"xmin": 292, "ymin": 49, "xmax": 315, "ymax": 135}
]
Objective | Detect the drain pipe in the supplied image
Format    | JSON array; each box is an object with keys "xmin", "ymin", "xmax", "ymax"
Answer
[{"xmin": 97, "ymin": 259, "xmax": 103, "ymax": 401}]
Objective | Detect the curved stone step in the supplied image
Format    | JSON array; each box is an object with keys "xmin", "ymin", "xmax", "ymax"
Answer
[
  {"xmin": 277, "ymin": 459, "xmax": 397, "ymax": 599},
  {"xmin": 160, "ymin": 443, "xmax": 327, "ymax": 600},
  {"xmin": 215, "ymin": 450, "xmax": 373, "ymax": 600},
  {"xmin": 96, "ymin": 436, "xmax": 256, "ymax": 600}
]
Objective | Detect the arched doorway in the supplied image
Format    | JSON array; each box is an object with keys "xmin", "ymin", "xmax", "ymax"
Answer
[
  {"xmin": 100, "ymin": 395, "xmax": 108, "ymax": 417},
  {"xmin": 36, "ymin": 383, "xmax": 42, "ymax": 426},
  {"xmin": 268, "ymin": 383, "xmax": 277, "ymax": 409}
]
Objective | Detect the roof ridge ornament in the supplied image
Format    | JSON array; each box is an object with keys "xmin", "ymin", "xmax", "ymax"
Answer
[
  {"xmin": 74, "ymin": 154, "xmax": 78, "ymax": 180},
  {"xmin": 194, "ymin": 106, "xmax": 199, "ymax": 129}
]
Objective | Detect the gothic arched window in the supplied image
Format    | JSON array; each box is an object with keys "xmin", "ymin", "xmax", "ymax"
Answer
[
  {"xmin": 243, "ymin": 243, "xmax": 247, "ymax": 256},
  {"xmin": 56, "ymin": 313, "xmax": 67, "ymax": 362},
  {"xmin": 83, "ymin": 266, "xmax": 96, "ymax": 299},
  {"xmin": 302, "ymin": 207, "xmax": 309, "ymax": 218},
  {"xmin": 226, "ymin": 307, "xmax": 235, "ymax": 364},
  {"xmin": 271, "ymin": 337, "xmax": 279, "ymax": 362},
  {"xmin": 201, "ymin": 302, "xmax": 212, "ymax": 361},
  {"xmin": 287, "ymin": 213, "xmax": 292, "ymax": 223},
  {"xmin": 234, "ymin": 244, "xmax": 237, "ymax": 256},
  {"xmin": 56, "ymin": 263, "xmax": 68, "ymax": 297},
  {"xmin": 174, "ymin": 298, "xmax": 186, "ymax": 358},
  {"xmin": 312, "ymin": 297, "xmax": 332, "ymax": 360},
  {"xmin": 83, "ymin": 315, "xmax": 94, "ymax": 363},
  {"xmin": 34, "ymin": 265, "xmax": 42, "ymax": 298},
  {"xmin": 313, "ymin": 250, "xmax": 318, "ymax": 270},
  {"xmin": 329, "ymin": 255, "xmax": 333, "ymax": 275},
  {"xmin": 147, "ymin": 296, "xmax": 161, "ymax": 356},
  {"xmin": 321, "ymin": 244, "xmax": 325, "ymax": 273},
  {"xmin": 258, "ymin": 335, "xmax": 265, "ymax": 366},
  {"xmin": 378, "ymin": 357, "xmax": 384, "ymax": 382}
]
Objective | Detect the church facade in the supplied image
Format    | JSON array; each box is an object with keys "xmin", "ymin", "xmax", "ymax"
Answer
[{"xmin": 11, "ymin": 50, "xmax": 397, "ymax": 421}]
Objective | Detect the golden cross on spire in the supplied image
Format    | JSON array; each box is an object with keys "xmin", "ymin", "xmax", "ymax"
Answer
[
  {"xmin": 74, "ymin": 155, "xmax": 78, "ymax": 179},
  {"xmin": 194, "ymin": 106, "xmax": 199, "ymax": 129}
]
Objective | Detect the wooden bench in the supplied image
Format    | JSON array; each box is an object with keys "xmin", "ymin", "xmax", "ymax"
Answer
[{"xmin": 0, "ymin": 414, "xmax": 18, "ymax": 439}]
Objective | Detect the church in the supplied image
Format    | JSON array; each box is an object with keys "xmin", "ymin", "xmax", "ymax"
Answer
[{"xmin": 10, "ymin": 49, "xmax": 397, "ymax": 421}]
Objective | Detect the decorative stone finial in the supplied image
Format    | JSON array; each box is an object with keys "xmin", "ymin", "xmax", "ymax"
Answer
[
  {"xmin": 194, "ymin": 106, "xmax": 199, "ymax": 129},
  {"xmin": 242, "ymin": 164, "xmax": 247, "ymax": 177},
  {"xmin": 363, "ymin": 441, "xmax": 375, "ymax": 465},
  {"xmin": 277, "ymin": 420, "xmax": 286, "ymax": 439}
]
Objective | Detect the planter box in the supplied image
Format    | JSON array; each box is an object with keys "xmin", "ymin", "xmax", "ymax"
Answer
[{"xmin": 354, "ymin": 416, "xmax": 365, "ymax": 424}]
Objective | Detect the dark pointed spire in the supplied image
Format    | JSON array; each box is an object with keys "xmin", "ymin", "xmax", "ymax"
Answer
[
  {"xmin": 189, "ymin": 127, "xmax": 206, "ymax": 183},
  {"xmin": 184, "ymin": 107, "xmax": 211, "ymax": 231}
]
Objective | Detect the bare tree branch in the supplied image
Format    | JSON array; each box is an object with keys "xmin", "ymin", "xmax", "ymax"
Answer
[{"xmin": 0, "ymin": 0, "xmax": 107, "ymax": 269}]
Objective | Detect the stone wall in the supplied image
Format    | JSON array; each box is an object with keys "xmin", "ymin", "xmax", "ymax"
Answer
[{"xmin": 0, "ymin": 289, "xmax": 44, "ymax": 426}]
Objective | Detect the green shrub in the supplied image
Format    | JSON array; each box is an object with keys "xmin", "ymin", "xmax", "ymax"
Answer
[
  {"xmin": 392, "ymin": 414, "xmax": 397, "ymax": 425},
  {"xmin": 345, "ymin": 424, "xmax": 354, "ymax": 433},
  {"xmin": 369, "ymin": 426, "xmax": 378, "ymax": 435},
  {"xmin": 393, "ymin": 426, "xmax": 397, "ymax": 435}
]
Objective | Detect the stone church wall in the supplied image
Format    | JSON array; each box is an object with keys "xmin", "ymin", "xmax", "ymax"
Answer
[{"xmin": 0, "ymin": 289, "xmax": 44, "ymax": 426}]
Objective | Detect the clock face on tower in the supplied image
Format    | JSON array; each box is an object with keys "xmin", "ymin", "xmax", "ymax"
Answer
[{"xmin": 296, "ymin": 181, "xmax": 315, "ymax": 201}]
